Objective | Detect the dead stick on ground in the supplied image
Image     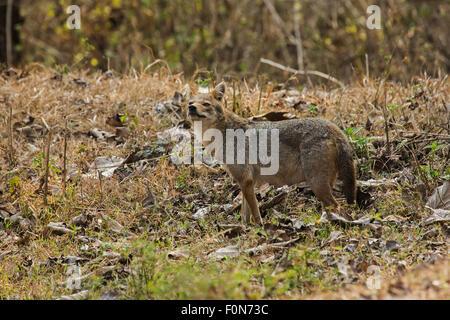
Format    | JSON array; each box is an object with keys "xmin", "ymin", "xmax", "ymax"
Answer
[
  {"xmin": 260, "ymin": 58, "xmax": 344, "ymax": 88},
  {"xmin": 232, "ymin": 80, "xmax": 236, "ymax": 112},
  {"xmin": 373, "ymin": 52, "xmax": 394, "ymax": 156},
  {"xmin": 257, "ymin": 76, "xmax": 263, "ymax": 112},
  {"xmin": 93, "ymin": 150, "xmax": 103, "ymax": 202},
  {"xmin": 44, "ymin": 130, "xmax": 52, "ymax": 206},
  {"xmin": 407, "ymin": 144, "xmax": 430, "ymax": 192},
  {"xmin": 365, "ymin": 53, "xmax": 370, "ymax": 80},
  {"xmin": 382, "ymin": 83, "xmax": 391, "ymax": 156},
  {"xmin": 98, "ymin": 170, "xmax": 103, "ymax": 202},
  {"xmin": 6, "ymin": 95, "xmax": 14, "ymax": 166},
  {"xmin": 381, "ymin": 53, "xmax": 395, "ymax": 156},
  {"xmin": 62, "ymin": 118, "xmax": 68, "ymax": 197}
]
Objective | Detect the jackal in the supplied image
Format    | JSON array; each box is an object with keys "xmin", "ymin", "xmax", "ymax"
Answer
[{"xmin": 186, "ymin": 82, "xmax": 357, "ymax": 225}]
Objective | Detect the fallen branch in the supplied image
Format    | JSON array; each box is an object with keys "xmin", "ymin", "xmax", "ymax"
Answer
[
  {"xmin": 244, "ymin": 237, "xmax": 301, "ymax": 256},
  {"xmin": 260, "ymin": 190, "xmax": 288, "ymax": 213},
  {"xmin": 260, "ymin": 58, "xmax": 344, "ymax": 88}
]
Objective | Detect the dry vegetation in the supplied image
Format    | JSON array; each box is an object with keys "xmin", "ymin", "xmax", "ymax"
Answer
[{"xmin": 0, "ymin": 65, "xmax": 449, "ymax": 299}]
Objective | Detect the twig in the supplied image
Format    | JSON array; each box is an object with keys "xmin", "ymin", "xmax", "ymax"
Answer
[
  {"xmin": 406, "ymin": 143, "xmax": 430, "ymax": 193},
  {"xmin": 260, "ymin": 58, "xmax": 344, "ymax": 88},
  {"xmin": 263, "ymin": 0, "xmax": 296, "ymax": 44},
  {"xmin": 6, "ymin": 0, "xmax": 13, "ymax": 66},
  {"xmin": 98, "ymin": 170, "xmax": 103, "ymax": 202},
  {"xmin": 257, "ymin": 76, "xmax": 263, "ymax": 112},
  {"xmin": 381, "ymin": 53, "xmax": 394, "ymax": 156},
  {"xmin": 232, "ymin": 80, "xmax": 236, "ymax": 112},
  {"xmin": 293, "ymin": 0, "xmax": 312, "ymax": 87},
  {"xmin": 43, "ymin": 131, "xmax": 52, "ymax": 206},
  {"xmin": 41, "ymin": 117, "xmax": 50, "ymax": 131},
  {"xmin": 382, "ymin": 84, "xmax": 391, "ymax": 155},
  {"xmin": 443, "ymin": 99, "xmax": 450, "ymax": 133},
  {"xmin": 6, "ymin": 95, "xmax": 14, "ymax": 166},
  {"xmin": 365, "ymin": 53, "xmax": 370, "ymax": 80},
  {"xmin": 142, "ymin": 59, "xmax": 172, "ymax": 77},
  {"xmin": 62, "ymin": 119, "xmax": 68, "ymax": 197},
  {"xmin": 264, "ymin": 0, "xmax": 314, "ymax": 87}
]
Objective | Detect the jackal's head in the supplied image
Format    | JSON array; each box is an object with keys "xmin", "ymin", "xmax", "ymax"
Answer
[{"xmin": 186, "ymin": 82, "xmax": 226, "ymax": 129}]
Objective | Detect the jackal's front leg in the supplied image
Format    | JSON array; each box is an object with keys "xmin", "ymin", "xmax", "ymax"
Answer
[
  {"xmin": 241, "ymin": 196, "xmax": 251, "ymax": 224},
  {"xmin": 240, "ymin": 182, "xmax": 263, "ymax": 225}
]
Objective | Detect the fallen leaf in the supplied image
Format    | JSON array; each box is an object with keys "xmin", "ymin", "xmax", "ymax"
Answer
[
  {"xmin": 100, "ymin": 213, "xmax": 124, "ymax": 234},
  {"xmin": 327, "ymin": 230, "xmax": 344, "ymax": 244},
  {"xmin": 343, "ymin": 239, "xmax": 359, "ymax": 253},
  {"xmin": 85, "ymin": 156, "xmax": 124, "ymax": 178},
  {"xmin": 141, "ymin": 189, "xmax": 155, "ymax": 208},
  {"xmin": 70, "ymin": 212, "xmax": 91, "ymax": 227},
  {"xmin": 209, "ymin": 245, "xmax": 240, "ymax": 259},
  {"xmin": 244, "ymin": 238, "xmax": 300, "ymax": 256},
  {"xmin": 319, "ymin": 211, "xmax": 372, "ymax": 226},
  {"xmin": 218, "ymin": 224, "xmax": 245, "ymax": 238},
  {"xmin": 43, "ymin": 222, "xmax": 75, "ymax": 237},
  {"xmin": 16, "ymin": 124, "xmax": 44, "ymax": 139},
  {"xmin": 102, "ymin": 251, "xmax": 121, "ymax": 260},
  {"xmin": 422, "ymin": 209, "xmax": 450, "ymax": 225},
  {"xmin": 7, "ymin": 213, "xmax": 33, "ymax": 232},
  {"xmin": 0, "ymin": 250, "xmax": 20, "ymax": 262},
  {"xmin": 358, "ymin": 179, "xmax": 398, "ymax": 189},
  {"xmin": 60, "ymin": 255, "xmax": 89, "ymax": 266},
  {"xmin": 385, "ymin": 240, "xmax": 400, "ymax": 252},
  {"xmin": 88, "ymin": 128, "xmax": 115, "ymax": 140},
  {"xmin": 426, "ymin": 181, "xmax": 450, "ymax": 210},
  {"xmin": 292, "ymin": 218, "xmax": 306, "ymax": 230},
  {"xmin": 167, "ymin": 249, "xmax": 190, "ymax": 260},
  {"xmin": 193, "ymin": 207, "xmax": 210, "ymax": 220},
  {"xmin": 56, "ymin": 290, "xmax": 90, "ymax": 300}
]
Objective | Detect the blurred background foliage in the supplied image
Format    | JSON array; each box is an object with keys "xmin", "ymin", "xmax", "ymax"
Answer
[{"xmin": 1, "ymin": 0, "xmax": 449, "ymax": 83}]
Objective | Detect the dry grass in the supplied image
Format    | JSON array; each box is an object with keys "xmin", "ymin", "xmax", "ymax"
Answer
[{"xmin": 0, "ymin": 66, "xmax": 448, "ymax": 299}]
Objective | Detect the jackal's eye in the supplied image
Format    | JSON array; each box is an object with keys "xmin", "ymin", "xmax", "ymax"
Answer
[{"xmin": 202, "ymin": 102, "xmax": 211, "ymax": 107}]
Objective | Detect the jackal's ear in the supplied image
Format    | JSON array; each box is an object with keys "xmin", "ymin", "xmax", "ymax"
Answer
[{"xmin": 213, "ymin": 82, "xmax": 226, "ymax": 101}]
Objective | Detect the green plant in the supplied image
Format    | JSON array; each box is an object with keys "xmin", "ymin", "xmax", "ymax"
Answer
[
  {"xmin": 33, "ymin": 152, "xmax": 61, "ymax": 174},
  {"xmin": 9, "ymin": 176, "xmax": 20, "ymax": 198},
  {"xmin": 175, "ymin": 174, "xmax": 186, "ymax": 190},
  {"xmin": 309, "ymin": 104, "xmax": 318, "ymax": 115},
  {"xmin": 344, "ymin": 127, "xmax": 372, "ymax": 155},
  {"xmin": 344, "ymin": 127, "xmax": 373, "ymax": 174},
  {"xmin": 424, "ymin": 141, "xmax": 446, "ymax": 156},
  {"xmin": 423, "ymin": 141, "xmax": 447, "ymax": 181},
  {"xmin": 197, "ymin": 79, "xmax": 210, "ymax": 87}
]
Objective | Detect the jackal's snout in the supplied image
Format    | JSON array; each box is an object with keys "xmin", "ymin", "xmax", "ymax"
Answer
[
  {"xmin": 187, "ymin": 101, "xmax": 207, "ymax": 119},
  {"xmin": 188, "ymin": 103, "xmax": 197, "ymax": 114}
]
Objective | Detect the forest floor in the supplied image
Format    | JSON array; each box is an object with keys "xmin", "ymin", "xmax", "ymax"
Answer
[{"xmin": 0, "ymin": 66, "xmax": 448, "ymax": 299}]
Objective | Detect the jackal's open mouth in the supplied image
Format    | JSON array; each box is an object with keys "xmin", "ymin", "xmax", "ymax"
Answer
[{"xmin": 188, "ymin": 110, "xmax": 206, "ymax": 118}]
